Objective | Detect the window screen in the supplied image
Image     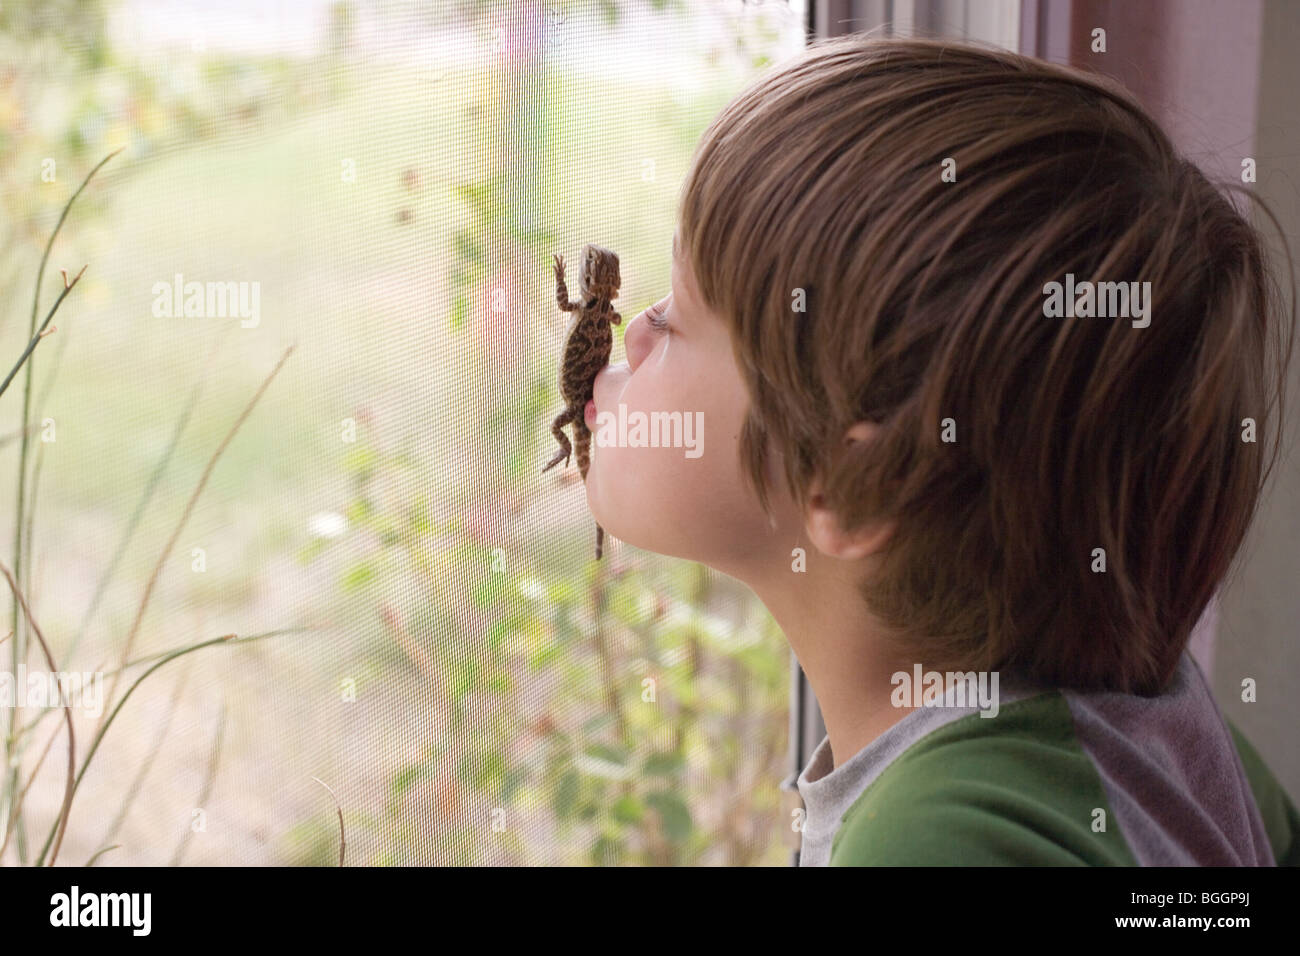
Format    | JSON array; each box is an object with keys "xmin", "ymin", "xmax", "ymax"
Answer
[{"xmin": 1, "ymin": 0, "xmax": 808, "ymax": 866}]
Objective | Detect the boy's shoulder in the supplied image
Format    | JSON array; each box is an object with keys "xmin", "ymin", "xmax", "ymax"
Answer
[
  {"xmin": 1223, "ymin": 718, "xmax": 1300, "ymax": 867},
  {"xmin": 829, "ymin": 685, "xmax": 1300, "ymax": 867},
  {"xmin": 830, "ymin": 691, "xmax": 1135, "ymax": 865}
]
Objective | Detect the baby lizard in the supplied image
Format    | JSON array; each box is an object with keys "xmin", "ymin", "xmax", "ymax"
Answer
[{"xmin": 542, "ymin": 244, "xmax": 621, "ymax": 560}]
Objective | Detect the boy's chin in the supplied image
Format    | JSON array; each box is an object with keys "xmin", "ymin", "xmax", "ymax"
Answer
[
  {"xmin": 584, "ymin": 470, "xmax": 771, "ymax": 571},
  {"xmin": 590, "ymin": 514, "xmax": 758, "ymax": 576}
]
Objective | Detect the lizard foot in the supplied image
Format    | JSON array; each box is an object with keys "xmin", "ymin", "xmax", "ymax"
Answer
[{"xmin": 541, "ymin": 448, "xmax": 571, "ymax": 473}]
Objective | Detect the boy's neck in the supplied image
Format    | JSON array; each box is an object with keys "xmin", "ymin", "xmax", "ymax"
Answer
[{"xmin": 747, "ymin": 561, "xmax": 919, "ymax": 772}]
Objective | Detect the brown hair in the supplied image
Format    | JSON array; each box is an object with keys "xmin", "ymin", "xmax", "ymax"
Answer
[{"xmin": 678, "ymin": 35, "xmax": 1295, "ymax": 694}]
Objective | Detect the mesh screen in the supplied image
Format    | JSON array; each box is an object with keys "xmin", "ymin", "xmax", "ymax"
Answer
[{"xmin": 0, "ymin": 0, "xmax": 806, "ymax": 865}]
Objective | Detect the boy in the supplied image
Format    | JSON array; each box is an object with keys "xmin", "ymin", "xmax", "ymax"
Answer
[{"xmin": 580, "ymin": 35, "xmax": 1298, "ymax": 865}]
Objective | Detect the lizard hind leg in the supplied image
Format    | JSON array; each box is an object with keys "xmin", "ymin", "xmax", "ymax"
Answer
[
  {"xmin": 574, "ymin": 419, "xmax": 593, "ymax": 481},
  {"xmin": 542, "ymin": 406, "xmax": 577, "ymax": 472}
]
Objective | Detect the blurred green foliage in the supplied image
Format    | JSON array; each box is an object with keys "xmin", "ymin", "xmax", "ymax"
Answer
[
  {"xmin": 3, "ymin": 0, "xmax": 797, "ymax": 866},
  {"xmin": 316, "ymin": 407, "xmax": 789, "ymax": 864}
]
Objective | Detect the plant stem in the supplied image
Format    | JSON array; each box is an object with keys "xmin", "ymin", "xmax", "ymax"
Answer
[
  {"xmin": 97, "ymin": 661, "xmax": 192, "ymax": 850},
  {"xmin": 0, "ymin": 703, "xmax": 60, "ymax": 861},
  {"xmin": 0, "ymin": 269, "xmax": 83, "ymax": 399},
  {"xmin": 5, "ymin": 147, "xmax": 121, "ymax": 859},
  {"xmin": 0, "ymin": 560, "xmax": 75, "ymax": 867},
  {"xmin": 36, "ymin": 632, "xmax": 241, "ymax": 867},
  {"xmin": 97, "ymin": 345, "xmax": 295, "ymax": 734},
  {"xmin": 15, "ymin": 627, "xmax": 309, "ymax": 744},
  {"xmin": 62, "ymin": 374, "xmax": 208, "ymax": 665},
  {"xmin": 167, "ymin": 703, "xmax": 226, "ymax": 866},
  {"xmin": 312, "ymin": 776, "xmax": 347, "ymax": 867},
  {"xmin": 84, "ymin": 844, "xmax": 122, "ymax": 867}
]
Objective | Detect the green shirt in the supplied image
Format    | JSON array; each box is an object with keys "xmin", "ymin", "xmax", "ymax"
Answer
[{"xmin": 787, "ymin": 651, "xmax": 1298, "ymax": 866}]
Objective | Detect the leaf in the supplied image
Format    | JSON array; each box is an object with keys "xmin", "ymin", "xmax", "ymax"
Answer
[
  {"xmin": 485, "ymin": 616, "xmax": 512, "ymax": 650},
  {"xmin": 501, "ymin": 767, "xmax": 526, "ymax": 805},
  {"xmin": 473, "ymin": 750, "xmax": 507, "ymax": 789},
  {"xmin": 450, "ymin": 655, "xmax": 478, "ymax": 701},
  {"xmin": 471, "ymin": 575, "xmax": 506, "ymax": 608},
  {"xmin": 341, "ymin": 562, "xmax": 377, "ymax": 591},
  {"xmin": 642, "ymin": 750, "xmax": 684, "ymax": 777},
  {"xmin": 591, "ymin": 833, "xmax": 622, "ymax": 866},
  {"xmin": 343, "ymin": 446, "xmax": 378, "ymax": 474},
  {"xmin": 581, "ymin": 713, "xmax": 615, "ymax": 735},
  {"xmin": 612, "ymin": 794, "xmax": 643, "ymax": 824},
  {"xmin": 344, "ymin": 498, "xmax": 373, "ymax": 525},
  {"xmin": 584, "ymin": 743, "xmax": 627, "ymax": 765},
  {"xmin": 546, "ymin": 581, "xmax": 575, "ymax": 606},
  {"xmin": 553, "ymin": 768, "xmax": 579, "ymax": 819},
  {"xmin": 527, "ymin": 642, "xmax": 562, "ymax": 670},
  {"xmin": 645, "ymin": 790, "xmax": 692, "ymax": 842},
  {"xmin": 389, "ymin": 756, "xmax": 435, "ymax": 811},
  {"xmin": 451, "ymin": 295, "xmax": 469, "ymax": 331},
  {"xmin": 574, "ymin": 745, "xmax": 632, "ymax": 781},
  {"xmin": 407, "ymin": 496, "xmax": 434, "ymax": 533},
  {"xmin": 296, "ymin": 538, "xmax": 329, "ymax": 565}
]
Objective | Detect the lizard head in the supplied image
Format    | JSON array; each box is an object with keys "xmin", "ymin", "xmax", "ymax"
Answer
[{"xmin": 577, "ymin": 243, "xmax": 621, "ymax": 303}]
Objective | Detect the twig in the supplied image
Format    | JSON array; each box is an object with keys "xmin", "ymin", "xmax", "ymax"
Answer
[
  {"xmin": 312, "ymin": 776, "xmax": 346, "ymax": 867},
  {"xmin": 22, "ymin": 325, "xmax": 73, "ymax": 617},
  {"xmin": 63, "ymin": 373, "xmax": 210, "ymax": 664},
  {"xmin": 380, "ymin": 604, "xmax": 439, "ymax": 682},
  {"xmin": 0, "ymin": 266, "xmax": 85, "ymax": 400},
  {"xmin": 21, "ymin": 441, "xmax": 45, "ymax": 614},
  {"xmin": 36, "ymin": 632, "xmax": 239, "ymax": 866},
  {"xmin": 0, "ymin": 421, "xmax": 49, "ymax": 451},
  {"xmin": 168, "ymin": 702, "xmax": 226, "ymax": 866},
  {"xmin": 84, "ymin": 844, "xmax": 122, "ymax": 867},
  {"xmin": 98, "ymin": 345, "xmax": 295, "ymax": 732},
  {"xmin": 7, "ymin": 147, "xmax": 121, "ymax": 857},
  {"xmin": 32, "ymin": 323, "xmax": 71, "ymax": 425},
  {"xmin": 99, "ymin": 662, "xmax": 193, "ymax": 850},
  {"xmin": 16, "ymin": 627, "xmax": 311, "ymax": 742},
  {"xmin": 0, "ymin": 560, "xmax": 75, "ymax": 867},
  {"xmin": 29, "ymin": 150, "xmax": 120, "ymax": 336},
  {"xmin": 0, "ymin": 329, "xmax": 71, "ymax": 450},
  {"xmin": 0, "ymin": 706, "xmax": 62, "ymax": 861}
]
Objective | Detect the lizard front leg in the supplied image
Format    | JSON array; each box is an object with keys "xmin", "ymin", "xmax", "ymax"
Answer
[
  {"xmin": 542, "ymin": 404, "xmax": 577, "ymax": 472},
  {"xmin": 553, "ymin": 254, "xmax": 579, "ymax": 312}
]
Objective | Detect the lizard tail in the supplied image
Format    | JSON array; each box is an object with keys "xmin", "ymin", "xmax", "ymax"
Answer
[{"xmin": 574, "ymin": 418, "xmax": 592, "ymax": 481}]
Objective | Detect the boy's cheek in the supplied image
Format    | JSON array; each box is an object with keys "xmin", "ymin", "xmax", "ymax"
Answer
[
  {"xmin": 587, "ymin": 432, "xmax": 745, "ymax": 548},
  {"xmin": 582, "ymin": 446, "xmax": 671, "ymax": 553}
]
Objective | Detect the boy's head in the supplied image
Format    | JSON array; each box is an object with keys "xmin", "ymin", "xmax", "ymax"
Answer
[{"xmin": 586, "ymin": 35, "xmax": 1293, "ymax": 696}]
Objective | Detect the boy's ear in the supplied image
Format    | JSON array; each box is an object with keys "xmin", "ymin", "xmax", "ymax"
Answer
[{"xmin": 804, "ymin": 421, "xmax": 892, "ymax": 560}]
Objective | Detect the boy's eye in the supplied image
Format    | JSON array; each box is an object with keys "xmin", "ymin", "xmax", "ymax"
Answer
[{"xmin": 645, "ymin": 298, "xmax": 670, "ymax": 333}]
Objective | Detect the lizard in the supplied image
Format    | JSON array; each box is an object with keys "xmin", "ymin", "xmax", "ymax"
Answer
[{"xmin": 542, "ymin": 244, "xmax": 621, "ymax": 560}]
